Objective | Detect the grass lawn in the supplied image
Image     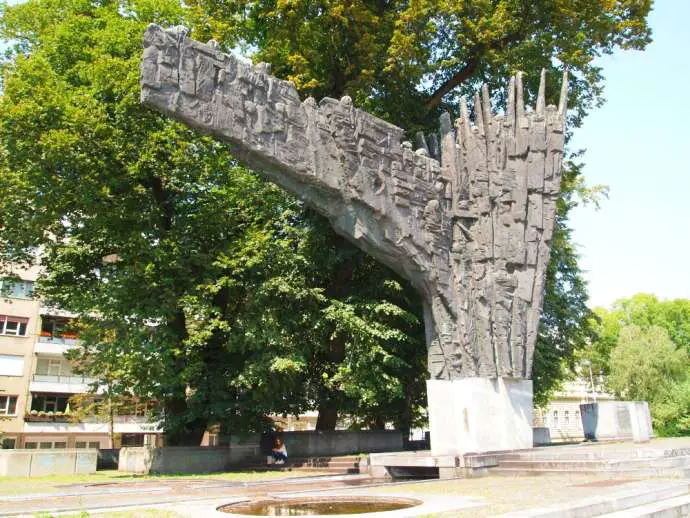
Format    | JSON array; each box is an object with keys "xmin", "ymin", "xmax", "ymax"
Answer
[{"xmin": 0, "ymin": 469, "xmax": 328, "ymax": 497}]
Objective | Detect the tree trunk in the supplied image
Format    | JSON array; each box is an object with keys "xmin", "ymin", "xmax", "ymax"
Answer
[
  {"xmin": 315, "ymin": 406, "xmax": 338, "ymax": 430},
  {"xmin": 109, "ymin": 400, "xmax": 115, "ymax": 448},
  {"xmin": 315, "ymin": 259, "xmax": 355, "ymax": 430}
]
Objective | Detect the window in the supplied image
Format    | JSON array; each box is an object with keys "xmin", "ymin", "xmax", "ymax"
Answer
[
  {"xmin": 553, "ymin": 411, "xmax": 559, "ymax": 427},
  {"xmin": 564, "ymin": 410, "xmax": 570, "ymax": 425},
  {"xmin": 24, "ymin": 442, "xmax": 37, "ymax": 449},
  {"xmin": 1, "ymin": 438, "xmax": 16, "ymax": 449},
  {"xmin": 75, "ymin": 442, "xmax": 87, "ymax": 449},
  {"xmin": 0, "ymin": 355, "xmax": 24, "ymax": 376},
  {"xmin": 36, "ymin": 358, "xmax": 71, "ymax": 376},
  {"xmin": 0, "ymin": 315, "xmax": 29, "ymax": 336},
  {"xmin": 39, "ymin": 442, "xmax": 52, "ymax": 449},
  {"xmin": 88, "ymin": 441, "xmax": 100, "ymax": 449},
  {"xmin": 53, "ymin": 442, "xmax": 67, "ymax": 449},
  {"xmin": 0, "ymin": 396, "xmax": 18, "ymax": 415},
  {"xmin": 31, "ymin": 394, "xmax": 70, "ymax": 413},
  {"xmin": 0, "ymin": 279, "xmax": 34, "ymax": 299}
]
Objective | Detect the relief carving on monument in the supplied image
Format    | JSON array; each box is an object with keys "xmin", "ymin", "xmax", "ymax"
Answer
[{"xmin": 141, "ymin": 25, "xmax": 568, "ymax": 382}]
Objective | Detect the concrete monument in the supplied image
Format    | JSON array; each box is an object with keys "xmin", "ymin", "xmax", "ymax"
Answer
[{"xmin": 140, "ymin": 25, "xmax": 568, "ymax": 455}]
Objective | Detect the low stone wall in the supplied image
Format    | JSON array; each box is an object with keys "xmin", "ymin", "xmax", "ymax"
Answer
[
  {"xmin": 120, "ymin": 430, "xmax": 403, "ymax": 474},
  {"xmin": 119, "ymin": 446, "xmax": 243, "ymax": 474},
  {"xmin": 0, "ymin": 449, "xmax": 97, "ymax": 477},
  {"xmin": 282, "ymin": 430, "xmax": 403, "ymax": 458}
]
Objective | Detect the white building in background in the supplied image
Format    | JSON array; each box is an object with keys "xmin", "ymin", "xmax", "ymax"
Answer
[
  {"xmin": 534, "ymin": 380, "xmax": 615, "ymax": 442},
  {"xmin": 0, "ymin": 265, "xmax": 162, "ymax": 449}
]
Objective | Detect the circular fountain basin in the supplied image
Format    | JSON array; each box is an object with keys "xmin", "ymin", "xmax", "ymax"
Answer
[{"xmin": 218, "ymin": 496, "xmax": 422, "ymax": 516}]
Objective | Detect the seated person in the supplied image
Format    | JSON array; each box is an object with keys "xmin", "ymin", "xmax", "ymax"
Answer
[{"xmin": 272, "ymin": 436, "xmax": 288, "ymax": 465}]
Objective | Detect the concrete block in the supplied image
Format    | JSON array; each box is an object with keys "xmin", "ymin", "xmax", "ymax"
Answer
[
  {"xmin": 0, "ymin": 450, "xmax": 32, "ymax": 477},
  {"xmin": 533, "ymin": 427, "xmax": 551, "ymax": 446},
  {"xmin": 31, "ymin": 450, "xmax": 75, "ymax": 477},
  {"xmin": 629, "ymin": 401, "xmax": 652, "ymax": 442},
  {"xmin": 0, "ymin": 449, "xmax": 96, "ymax": 477},
  {"xmin": 428, "ymin": 378, "xmax": 533, "ymax": 455}
]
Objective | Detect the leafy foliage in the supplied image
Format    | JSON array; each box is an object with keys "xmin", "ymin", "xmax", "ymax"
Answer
[
  {"xmin": 0, "ymin": 0, "xmax": 304, "ymax": 442},
  {"xmin": 589, "ymin": 295, "xmax": 690, "ymax": 436},
  {"xmin": 193, "ymin": 0, "xmax": 652, "ymax": 131},
  {"xmin": 607, "ymin": 325, "xmax": 689, "ymax": 435}
]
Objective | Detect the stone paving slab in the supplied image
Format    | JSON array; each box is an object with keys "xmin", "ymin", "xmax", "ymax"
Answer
[{"xmin": 596, "ymin": 494, "xmax": 690, "ymax": 518}]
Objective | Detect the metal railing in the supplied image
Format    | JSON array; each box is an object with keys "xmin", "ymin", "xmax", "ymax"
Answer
[
  {"xmin": 37, "ymin": 335, "xmax": 80, "ymax": 346},
  {"xmin": 31, "ymin": 374, "xmax": 93, "ymax": 384}
]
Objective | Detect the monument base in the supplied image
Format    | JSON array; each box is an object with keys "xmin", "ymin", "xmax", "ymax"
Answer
[{"xmin": 427, "ymin": 378, "xmax": 533, "ymax": 456}]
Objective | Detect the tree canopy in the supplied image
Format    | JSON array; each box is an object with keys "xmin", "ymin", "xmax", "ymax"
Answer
[{"xmin": 194, "ymin": 0, "xmax": 652, "ymax": 130}]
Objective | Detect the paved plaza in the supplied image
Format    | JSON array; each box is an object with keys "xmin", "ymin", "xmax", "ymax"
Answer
[{"xmin": 1, "ymin": 438, "xmax": 688, "ymax": 517}]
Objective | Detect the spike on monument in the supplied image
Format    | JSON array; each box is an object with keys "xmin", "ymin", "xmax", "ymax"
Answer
[{"xmin": 536, "ymin": 69, "xmax": 546, "ymax": 116}]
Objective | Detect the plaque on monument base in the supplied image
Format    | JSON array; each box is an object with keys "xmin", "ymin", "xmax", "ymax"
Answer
[{"xmin": 427, "ymin": 378, "xmax": 534, "ymax": 456}]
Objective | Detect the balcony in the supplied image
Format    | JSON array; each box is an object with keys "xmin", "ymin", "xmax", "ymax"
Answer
[
  {"xmin": 34, "ymin": 335, "xmax": 79, "ymax": 355},
  {"xmin": 24, "ymin": 411, "xmax": 72, "ymax": 423},
  {"xmin": 29, "ymin": 374, "xmax": 95, "ymax": 394},
  {"xmin": 23, "ymin": 414, "xmax": 162, "ymax": 434}
]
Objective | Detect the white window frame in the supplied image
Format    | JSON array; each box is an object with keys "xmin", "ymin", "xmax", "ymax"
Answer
[
  {"xmin": 0, "ymin": 395, "xmax": 18, "ymax": 416},
  {"xmin": 0, "ymin": 315, "xmax": 29, "ymax": 336}
]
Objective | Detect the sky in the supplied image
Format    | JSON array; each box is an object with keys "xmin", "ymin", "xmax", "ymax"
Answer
[{"xmin": 569, "ymin": 0, "xmax": 690, "ymax": 309}]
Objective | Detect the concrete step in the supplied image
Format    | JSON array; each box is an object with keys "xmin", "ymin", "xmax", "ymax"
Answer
[
  {"xmin": 240, "ymin": 454, "xmax": 362, "ymax": 473},
  {"xmin": 497, "ymin": 480, "xmax": 690, "ymax": 518},
  {"xmin": 490, "ymin": 466, "xmax": 690, "ymax": 478},
  {"xmin": 496, "ymin": 447, "xmax": 690, "ymax": 462},
  {"xmin": 497, "ymin": 456, "xmax": 690, "ymax": 471}
]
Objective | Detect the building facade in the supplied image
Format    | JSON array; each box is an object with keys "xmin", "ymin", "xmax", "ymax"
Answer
[{"xmin": 0, "ymin": 265, "xmax": 161, "ymax": 449}]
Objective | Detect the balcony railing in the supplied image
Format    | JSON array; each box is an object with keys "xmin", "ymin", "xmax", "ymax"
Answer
[
  {"xmin": 37, "ymin": 335, "xmax": 79, "ymax": 346},
  {"xmin": 32, "ymin": 374, "xmax": 93, "ymax": 385},
  {"xmin": 24, "ymin": 412, "xmax": 73, "ymax": 423}
]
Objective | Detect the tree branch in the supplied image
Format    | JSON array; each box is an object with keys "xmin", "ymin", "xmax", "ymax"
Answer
[
  {"xmin": 423, "ymin": 31, "xmax": 526, "ymax": 110},
  {"xmin": 424, "ymin": 58, "xmax": 480, "ymax": 110}
]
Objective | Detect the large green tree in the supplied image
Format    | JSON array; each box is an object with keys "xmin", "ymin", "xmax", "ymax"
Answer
[
  {"xmin": 586, "ymin": 294, "xmax": 690, "ymax": 436},
  {"xmin": 588, "ymin": 294, "xmax": 690, "ymax": 375},
  {"xmin": 607, "ymin": 324, "xmax": 689, "ymax": 435},
  {"xmin": 0, "ymin": 0, "xmax": 310, "ymax": 443}
]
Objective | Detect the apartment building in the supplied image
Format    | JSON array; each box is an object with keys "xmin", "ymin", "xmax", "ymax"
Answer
[{"xmin": 0, "ymin": 266, "xmax": 161, "ymax": 449}]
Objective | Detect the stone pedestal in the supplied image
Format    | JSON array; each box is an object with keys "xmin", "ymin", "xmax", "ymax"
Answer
[{"xmin": 427, "ymin": 378, "xmax": 533, "ymax": 456}]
